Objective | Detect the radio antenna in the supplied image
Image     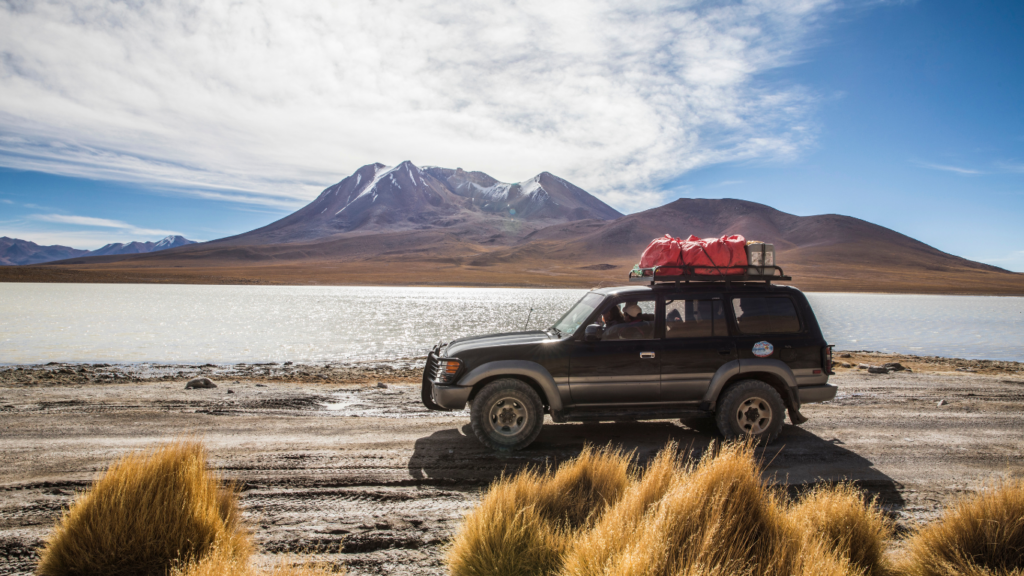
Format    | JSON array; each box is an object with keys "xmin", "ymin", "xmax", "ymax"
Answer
[{"xmin": 522, "ymin": 306, "xmax": 534, "ymax": 330}]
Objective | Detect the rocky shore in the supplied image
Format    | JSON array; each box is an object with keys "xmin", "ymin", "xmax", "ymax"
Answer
[{"xmin": 1, "ymin": 351, "xmax": 1019, "ymax": 389}]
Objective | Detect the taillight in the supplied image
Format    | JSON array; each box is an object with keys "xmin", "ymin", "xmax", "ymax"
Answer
[
  {"xmin": 434, "ymin": 358, "xmax": 462, "ymax": 384},
  {"xmin": 824, "ymin": 345, "xmax": 834, "ymax": 375}
]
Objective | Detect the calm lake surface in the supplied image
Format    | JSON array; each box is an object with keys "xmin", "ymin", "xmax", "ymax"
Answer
[{"xmin": 1, "ymin": 284, "xmax": 1021, "ymax": 364}]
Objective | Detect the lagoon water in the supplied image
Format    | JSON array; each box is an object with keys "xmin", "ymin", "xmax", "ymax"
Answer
[{"xmin": 1, "ymin": 283, "xmax": 1021, "ymax": 364}]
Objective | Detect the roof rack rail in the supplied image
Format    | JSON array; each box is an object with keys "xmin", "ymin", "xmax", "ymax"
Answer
[{"xmin": 628, "ymin": 264, "xmax": 791, "ymax": 286}]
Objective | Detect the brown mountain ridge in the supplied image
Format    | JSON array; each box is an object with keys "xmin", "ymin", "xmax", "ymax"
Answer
[{"xmin": 5, "ymin": 163, "xmax": 1022, "ymax": 295}]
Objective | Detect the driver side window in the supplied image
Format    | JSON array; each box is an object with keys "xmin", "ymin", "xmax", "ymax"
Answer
[{"xmin": 598, "ymin": 299, "xmax": 656, "ymax": 341}]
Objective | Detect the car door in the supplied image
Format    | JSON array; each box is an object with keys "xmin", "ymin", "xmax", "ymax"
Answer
[
  {"xmin": 567, "ymin": 297, "xmax": 661, "ymax": 405},
  {"xmin": 660, "ymin": 294, "xmax": 736, "ymax": 402}
]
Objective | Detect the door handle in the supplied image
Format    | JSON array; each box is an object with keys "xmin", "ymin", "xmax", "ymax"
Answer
[
  {"xmin": 640, "ymin": 352, "xmax": 656, "ymax": 359},
  {"xmin": 719, "ymin": 349, "xmax": 732, "ymax": 355}
]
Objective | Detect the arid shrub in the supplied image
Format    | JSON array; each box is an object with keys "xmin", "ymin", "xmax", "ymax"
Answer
[
  {"xmin": 896, "ymin": 479, "xmax": 1024, "ymax": 576},
  {"xmin": 789, "ymin": 483, "xmax": 893, "ymax": 576},
  {"xmin": 559, "ymin": 443, "xmax": 681, "ymax": 576},
  {"xmin": 597, "ymin": 441, "xmax": 800, "ymax": 576},
  {"xmin": 37, "ymin": 440, "xmax": 251, "ymax": 576},
  {"xmin": 447, "ymin": 444, "xmax": 633, "ymax": 576},
  {"xmin": 534, "ymin": 444, "xmax": 634, "ymax": 530}
]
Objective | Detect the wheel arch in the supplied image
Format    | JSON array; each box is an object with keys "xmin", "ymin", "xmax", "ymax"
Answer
[
  {"xmin": 458, "ymin": 360, "xmax": 563, "ymax": 412},
  {"xmin": 703, "ymin": 359, "xmax": 799, "ymax": 412}
]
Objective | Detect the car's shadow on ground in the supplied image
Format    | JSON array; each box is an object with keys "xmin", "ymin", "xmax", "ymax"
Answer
[{"xmin": 407, "ymin": 419, "xmax": 905, "ymax": 510}]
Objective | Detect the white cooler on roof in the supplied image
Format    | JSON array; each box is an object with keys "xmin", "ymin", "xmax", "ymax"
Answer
[{"xmin": 745, "ymin": 242, "xmax": 775, "ymax": 275}]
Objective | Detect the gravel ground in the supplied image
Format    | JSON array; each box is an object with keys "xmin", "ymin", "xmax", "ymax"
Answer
[{"xmin": 1, "ymin": 354, "xmax": 1022, "ymax": 575}]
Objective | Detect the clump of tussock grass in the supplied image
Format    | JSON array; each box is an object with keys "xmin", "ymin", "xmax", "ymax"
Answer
[
  {"xmin": 450, "ymin": 440, "xmax": 898, "ymax": 576},
  {"xmin": 447, "ymin": 444, "xmax": 633, "ymax": 576},
  {"xmin": 558, "ymin": 443, "xmax": 681, "ymax": 576},
  {"xmin": 37, "ymin": 440, "xmax": 251, "ymax": 576},
  {"xmin": 789, "ymin": 483, "xmax": 894, "ymax": 576},
  {"xmin": 895, "ymin": 479, "xmax": 1024, "ymax": 576},
  {"xmin": 593, "ymin": 441, "xmax": 800, "ymax": 576}
]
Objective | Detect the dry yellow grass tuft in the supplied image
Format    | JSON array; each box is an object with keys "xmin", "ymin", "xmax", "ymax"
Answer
[
  {"xmin": 449, "ymin": 440, "xmax": 898, "ymax": 576},
  {"xmin": 559, "ymin": 443, "xmax": 681, "ymax": 576},
  {"xmin": 595, "ymin": 441, "xmax": 800, "ymax": 576},
  {"xmin": 895, "ymin": 479, "xmax": 1024, "ymax": 576},
  {"xmin": 446, "ymin": 444, "xmax": 633, "ymax": 576},
  {"xmin": 37, "ymin": 440, "xmax": 251, "ymax": 576},
  {"xmin": 790, "ymin": 483, "xmax": 894, "ymax": 576}
]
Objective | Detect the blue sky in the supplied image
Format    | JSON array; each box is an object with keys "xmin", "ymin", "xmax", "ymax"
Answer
[{"xmin": 1, "ymin": 0, "xmax": 1022, "ymax": 271}]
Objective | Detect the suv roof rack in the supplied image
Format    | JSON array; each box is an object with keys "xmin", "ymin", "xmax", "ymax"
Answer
[{"xmin": 628, "ymin": 264, "xmax": 791, "ymax": 286}]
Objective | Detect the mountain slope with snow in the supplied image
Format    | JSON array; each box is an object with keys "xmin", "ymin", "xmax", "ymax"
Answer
[
  {"xmin": 216, "ymin": 161, "xmax": 622, "ymax": 244},
  {"xmin": 89, "ymin": 235, "xmax": 197, "ymax": 257}
]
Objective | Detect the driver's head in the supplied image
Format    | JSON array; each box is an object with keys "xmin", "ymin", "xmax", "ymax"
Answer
[{"xmin": 623, "ymin": 304, "xmax": 642, "ymax": 320}]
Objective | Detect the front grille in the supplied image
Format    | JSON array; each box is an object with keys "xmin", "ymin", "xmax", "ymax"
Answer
[{"xmin": 424, "ymin": 354, "xmax": 438, "ymax": 384}]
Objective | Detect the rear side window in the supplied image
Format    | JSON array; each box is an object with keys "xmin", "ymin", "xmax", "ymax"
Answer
[
  {"xmin": 665, "ymin": 298, "xmax": 727, "ymax": 338},
  {"xmin": 732, "ymin": 297, "xmax": 801, "ymax": 334}
]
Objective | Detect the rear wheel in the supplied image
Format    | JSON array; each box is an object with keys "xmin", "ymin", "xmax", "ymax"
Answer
[
  {"xmin": 715, "ymin": 379, "xmax": 785, "ymax": 443},
  {"xmin": 470, "ymin": 378, "xmax": 544, "ymax": 451}
]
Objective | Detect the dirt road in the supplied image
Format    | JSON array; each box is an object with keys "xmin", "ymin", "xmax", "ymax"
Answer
[{"xmin": 1, "ymin": 357, "xmax": 1023, "ymax": 575}]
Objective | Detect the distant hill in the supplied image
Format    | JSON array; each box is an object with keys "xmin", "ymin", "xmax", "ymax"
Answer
[
  {"xmin": 0, "ymin": 235, "xmax": 197, "ymax": 265},
  {"xmin": 0, "ymin": 237, "xmax": 89, "ymax": 266}
]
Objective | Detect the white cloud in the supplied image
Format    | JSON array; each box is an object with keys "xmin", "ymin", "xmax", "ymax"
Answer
[
  {"xmin": 995, "ymin": 161, "xmax": 1024, "ymax": 173},
  {"xmin": 0, "ymin": 0, "xmax": 834, "ymax": 213},
  {"xmin": 915, "ymin": 162, "xmax": 985, "ymax": 175},
  {"xmin": 28, "ymin": 213, "xmax": 179, "ymax": 237}
]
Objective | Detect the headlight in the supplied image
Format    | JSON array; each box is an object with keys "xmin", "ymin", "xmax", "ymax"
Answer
[{"xmin": 433, "ymin": 358, "xmax": 462, "ymax": 384}]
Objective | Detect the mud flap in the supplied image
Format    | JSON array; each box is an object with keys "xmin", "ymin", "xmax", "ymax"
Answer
[{"xmin": 788, "ymin": 407, "xmax": 808, "ymax": 425}]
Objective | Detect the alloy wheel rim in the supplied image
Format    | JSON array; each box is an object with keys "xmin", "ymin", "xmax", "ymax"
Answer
[
  {"xmin": 735, "ymin": 396, "xmax": 772, "ymax": 435},
  {"xmin": 488, "ymin": 397, "xmax": 528, "ymax": 436}
]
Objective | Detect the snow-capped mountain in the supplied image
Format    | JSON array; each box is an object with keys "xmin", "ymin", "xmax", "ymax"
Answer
[
  {"xmin": 89, "ymin": 235, "xmax": 197, "ymax": 257},
  {"xmin": 0, "ymin": 235, "xmax": 198, "ymax": 265},
  {"xmin": 227, "ymin": 161, "xmax": 622, "ymax": 244},
  {"xmin": 423, "ymin": 167, "xmax": 622, "ymax": 221}
]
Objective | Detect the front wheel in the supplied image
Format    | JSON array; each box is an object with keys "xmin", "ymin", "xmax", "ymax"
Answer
[
  {"xmin": 715, "ymin": 379, "xmax": 785, "ymax": 444},
  {"xmin": 470, "ymin": 378, "xmax": 545, "ymax": 451}
]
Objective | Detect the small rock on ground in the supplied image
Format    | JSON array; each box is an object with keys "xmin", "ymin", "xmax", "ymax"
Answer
[{"xmin": 185, "ymin": 377, "xmax": 217, "ymax": 389}]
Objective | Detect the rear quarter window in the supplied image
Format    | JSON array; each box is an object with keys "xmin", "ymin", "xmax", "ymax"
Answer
[{"xmin": 732, "ymin": 296, "xmax": 802, "ymax": 334}]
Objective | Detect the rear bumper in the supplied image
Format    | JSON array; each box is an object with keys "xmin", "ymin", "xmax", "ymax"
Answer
[
  {"xmin": 431, "ymin": 383, "xmax": 472, "ymax": 410},
  {"xmin": 798, "ymin": 384, "xmax": 838, "ymax": 404}
]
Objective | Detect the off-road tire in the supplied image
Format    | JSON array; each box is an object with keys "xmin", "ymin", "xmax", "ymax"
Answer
[
  {"xmin": 715, "ymin": 379, "xmax": 785, "ymax": 444},
  {"xmin": 470, "ymin": 378, "xmax": 544, "ymax": 451}
]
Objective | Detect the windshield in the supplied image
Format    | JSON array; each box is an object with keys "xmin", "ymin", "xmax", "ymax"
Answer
[{"xmin": 553, "ymin": 292, "xmax": 605, "ymax": 335}]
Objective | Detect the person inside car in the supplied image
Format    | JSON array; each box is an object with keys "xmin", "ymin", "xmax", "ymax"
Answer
[{"xmin": 601, "ymin": 306, "xmax": 624, "ymax": 327}]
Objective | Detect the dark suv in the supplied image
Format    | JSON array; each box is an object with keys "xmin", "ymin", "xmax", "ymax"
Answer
[{"xmin": 422, "ymin": 277, "xmax": 836, "ymax": 450}]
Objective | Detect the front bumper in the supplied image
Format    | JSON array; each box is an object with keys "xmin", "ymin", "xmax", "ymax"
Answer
[
  {"xmin": 797, "ymin": 384, "xmax": 839, "ymax": 404},
  {"xmin": 431, "ymin": 383, "xmax": 472, "ymax": 410}
]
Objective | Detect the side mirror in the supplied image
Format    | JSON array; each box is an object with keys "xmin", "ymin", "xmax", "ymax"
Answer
[{"xmin": 584, "ymin": 324, "xmax": 603, "ymax": 342}]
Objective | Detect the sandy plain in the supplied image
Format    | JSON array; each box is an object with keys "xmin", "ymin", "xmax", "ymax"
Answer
[{"xmin": 1, "ymin": 353, "xmax": 1022, "ymax": 575}]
